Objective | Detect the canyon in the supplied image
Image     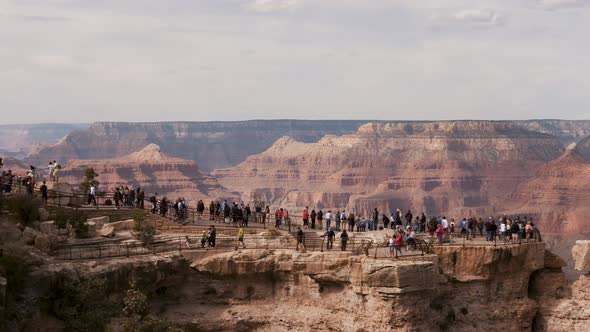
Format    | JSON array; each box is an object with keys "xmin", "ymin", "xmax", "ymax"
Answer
[
  {"xmin": 214, "ymin": 121, "xmax": 566, "ymax": 219},
  {"xmin": 59, "ymin": 143, "xmax": 237, "ymax": 203}
]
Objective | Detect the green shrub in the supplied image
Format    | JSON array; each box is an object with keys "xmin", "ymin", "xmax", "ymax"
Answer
[
  {"xmin": 132, "ymin": 211, "xmax": 155, "ymax": 245},
  {"xmin": 48, "ymin": 275, "xmax": 119, "ymax": 332},
  {"xmin": 6, "ymin": 193, "xmax": 41, "ymax": 226},
  {"xmin": 54, "ymin": 209, "xmax": 88, "ymax": 238}
]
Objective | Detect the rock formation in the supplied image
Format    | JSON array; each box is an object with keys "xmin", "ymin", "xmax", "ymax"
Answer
[
  {"xmin": 507, "ymin": 143, "xmax": 590, "ymax": 235},
  {"xmin": 214, "ymin": 121, "xmax": 565, "ymax": 219},
  {"xmin": 0, "ymin": 123, "xmax": 87, "ymax": 159},
  {"xmin": 23, "ymin": 120, "xmax": 590, "ymax": 172},
  {"xmin": 59, "ymin": 144, "xmax": 237, "ymax": 203},
  {"xmin": 24, "ymin": 120, "xmax": 373, "ymax": 172}
]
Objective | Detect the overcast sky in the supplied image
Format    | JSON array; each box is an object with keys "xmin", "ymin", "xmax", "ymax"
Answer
[{"xmin": 1, "ymin": 0, "xmax": 589, "ymax": 123}]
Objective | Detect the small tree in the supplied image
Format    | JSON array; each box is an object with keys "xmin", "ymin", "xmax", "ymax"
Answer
[
  {"xmin": 132, "ymin": 211, "xmax": 156, "ymax": 245},
  {"xmin": 54, "ymin": 209, "xmax": 87, "ymax": 237},
  {"xmin": 80, "ymin": 167, "xmax": 99, "ymax": 193},
  {"xmin": 7, "ymin": 193, "xmax": 41, "ymax": 226}
]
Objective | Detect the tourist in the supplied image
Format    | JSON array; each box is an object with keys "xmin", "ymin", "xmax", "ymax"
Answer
[
  {"xmin": 40, "ymin": 181, "xmax": 48, "ymax": 204},
  {"xmin": 478, "ymin": 218, "xmax": 484, "ymax": 237},
  {"xmin": 526, "ymin": 222, "xmax": 534, "ymax": 240},
  {"xmin": 420, "ymin": 213, "xmax": 427, "ymax": 233},
  {"xmin": 441, "ymin": 216, "xmax": 449, "ymax": 236},
  {"xmin": 302, "ymin": 206, "xmax": 309, "ymax": 229},
  {"xmin": 209, "ymin": 201, "xmax": 215, "ymax": 221},
  {"xmin": 275, "ymin": 208, "xmax": 281, "ymax": 228},
  {"xmin": 88, "ymin": 184, "xmax": 97, "ymax": 206},
  {"xmin": 326, "ymin": 227, "xmax": 335, "ymax": 250},
  {"xmin": 511, "ymin": 220, "xmax": 520, "ymax": 243},
  {"xmin": 435, "ymin": 224, "xmax": 443, "ymax": 245},
  {"xmin": 388, "ymin": 235, "xmax": 394, "ymax": 257},
  {"xmin": 244, "ymin": 204, "xmax": 251, "ymax": 226},
  {"xmin": 347, "ymin": 211, "xmax": 355, "ymax": 232},
  {"xmin": 405, "ymin": 210, "xmax": 413, "ymax": 229},
  {"xmin": 335, "ymin": 210, "xmax": 341, "ymax": 232},
  {"xmin": 201, "ymin": 231, "xmax": 207, "ymax": 248},
  {"xmin": 197, "ymin": 200, "xmax": 205, "ymax": 220},
  {"xmin": 237, "ymin": 226, "xmax": 245, "ymax": 249},
  {"xmin": 317, "ymin": 209, "xmax": 324, "ymax": 230},
  {"xmin": 296, "ymin": 226, "xmax": 305, "ymax": 251},
  {"xmin": 340, "ymin": 229, "xmax": 349, "ymax": 251},
  {"xmin": 184, "ymin": 236, "xmax": 191, "ymax": 249},
  {"xmin": 209, "ymin": 225, "xmax": 217, "ymax": 247},
  {"xmin": 500, "ymin": 219, "xmax": 507, "ymax": 241},
  {"xmin": 372, "ymin": 208, "xmax": 379, "ymax": 231},
  {"xmin": 325, "ymin": 210, "xmax": 332, "ymax": 231},
  {"xmin": 339, "ymin": 211, "xmax": 346, "ymax": 231},
  {"xmin": 47, "ymin": 161, "xmax": 54, "ymax": 182},
  {"xmin": 383, "ymin": 213, "xmax": 390, "ymax": 229},
  {"xmin": 310, "ymin": 209, "xmax": 317, "ymax": 229},
  {"xmin": 460, "ymin": 218, "xmax": 467, "ymax": 238},
  {"xmin": 394, "ymin": 232, "xmax": 404, "ymax": 258},
  {"xmin": 450, "ymin": 219, "xmax": 455, "ymax": 234},
  {"xmin": 489, "ymin": 219, "xmax": 498, "ymax": 242}
]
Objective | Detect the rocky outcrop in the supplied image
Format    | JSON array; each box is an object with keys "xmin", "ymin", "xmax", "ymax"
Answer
[
  {"xmin": 59, "ymin": 144, "xmax": 237, "ymax": 203},
  {"xmin": 25, "ymin": 121, "xmax": 372, "ymax": 172},
  {"xmin": 0, "ymin": 123, "xmax": 87, "ymax": 159},
  {"xmin": 507, "ymin": 145, "xmax": 590, "ymax": 234},
  {"xmin": 215, "ymin": 121, "xmax": 565, "ymax": 219},
  {"xmin": 572, "ymin": 240, "xmax": 590, "ymax": 272}
]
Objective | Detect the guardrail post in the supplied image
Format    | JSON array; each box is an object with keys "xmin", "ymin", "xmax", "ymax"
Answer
[
  {"xmin": 179, "ymin": 236, "xmax": 182, "ymax": 252},
  {"xmin": 69, "ymin": 246, "xmax": 72, "ymax": 260},
  {"xmin": 374, "ymin": 244, "xmax": 378, "ymax": 259},
  {"xmin": 98, "ymin": 245, "xmax": 101, "ymax": 259},
  {"xmin": 126, "ymin": 244, "xmax": 129, "ymax": 257}
]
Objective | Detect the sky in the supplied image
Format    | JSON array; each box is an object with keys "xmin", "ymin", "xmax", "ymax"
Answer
[{"xmin": 1, "ymin": 0, "xmax": 589, "ymax": 123}]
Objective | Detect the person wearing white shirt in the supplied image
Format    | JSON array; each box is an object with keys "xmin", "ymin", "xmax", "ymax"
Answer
[{"xmin": 325, "ymin": 211, "xmax": 332, "ymax": 230}]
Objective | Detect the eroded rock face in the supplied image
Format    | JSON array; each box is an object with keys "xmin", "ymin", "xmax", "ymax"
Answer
[
  {"xmin": 507, "ymin": 146, "xmax": 590, "ymax": 234},
  {"xmin": 214, "ymin": 121, "xmax": 564, "ymax": 218},
  {"xmin": 59, "ymin": 144, "xmax": 237, "ymax": 203},
  {"xmin": 572, "ymin": 240, "xmax": 590, "ymax": 272}
]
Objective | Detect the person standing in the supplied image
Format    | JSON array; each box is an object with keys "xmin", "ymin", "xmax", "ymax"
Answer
[
  {"xmin": 317, "ymin": 210, "xmax": 324, "ymax": 230},
  {"xmin": 47, "ymin": 161, "xmax": 54, "ymax": 182},
  {"xmin": 325, "ymin": 210, "xmax": 332, "ymax": 231},
  {"xmin": 340, "ymin": 230, "xmax": 349, "ymax": 251},
  {"xmin": 335, "ymin": 210, "xmax": 341, "ymax": 232},
  {"xmin": 372, "ymin": 208, "xmax": 379, "ymax": 231},
  {"xmin": 302, "ymin": 207, "xmax": 309, "ymax": 229},
  {"xmin": 326, "ymin": 227, "xmax": 335, "ymax": 250},
  {"xmin": 311, "ymin": 209, "xmax": 317, "ymax": 229},
  {"xmin": 296, "ymin": 227, "xmax": 305, "ymax": 251},
  {"xmin": 40, "ymin": 181, "xmax": 48, "ymax": 204}
]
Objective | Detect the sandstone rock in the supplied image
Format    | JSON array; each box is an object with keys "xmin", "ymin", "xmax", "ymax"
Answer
[
  {"xmin": 109, "ymin": 219, "xmax": 135, "ymax": 231},
  {"xmin": 0, "ymin": 225, "xmax": 22, "ymax": 242},
  {"xmin": 40, "ymin": 221, "xmax": 57, "ymax": 235},
  {"xmin": 87, "ymin": 216, "xmax": 109, "ymax": 229},
  {"xmin": 45, "ymin": 182, "xmax": 73, "ymax": 206},
  {"xmin": 214, "ymin": 121, "xmax": 564, "ymax": 218},
  {"xmin": 544, "ymin": 249, "xmax": 567, "ymax": 269},
  {"xmin": 572, "ymin": 240, "xmax": 590, "ymax": 272},
  {"xmin": 38, "ymin": 207, "xmax": 49, "ymax": 221},
  {"xmin": 87, "ymin": 221, "xmax": 97, "ymax": 238},
  {"xmin": 58, "ymin": 144, "xmax": 237, "ymax": 205},
  {"xmin": 99, "ymin": 224, "xmax": 115, "ymax": 238},
  {"xmin": 22, "ymin": 227, "xmax": 42, "ymax": 245},
  {"xmin": 34, "ymin": 234, "xmax": 57, "ymax": 253}
]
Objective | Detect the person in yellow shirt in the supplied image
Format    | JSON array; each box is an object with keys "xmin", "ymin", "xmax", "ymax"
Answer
[{"xmin": 237, "ymin": 226, "xmax": 246, "ymax": 249}]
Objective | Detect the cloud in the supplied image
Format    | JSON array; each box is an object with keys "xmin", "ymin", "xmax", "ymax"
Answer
[
  {"xmin": 538, "ymin": 0, "xmax": 588, "ymax": 10},
  {"xmin": 453, "ymin": 9, "xmax": 501, "ymax": 25},
  {"xmin": 431, "ymin": 9, "xmax": 502, "ymax": 28},
  {"xmin": 245, "ymin": 0, "xmax": 303, "ymax": 13}
]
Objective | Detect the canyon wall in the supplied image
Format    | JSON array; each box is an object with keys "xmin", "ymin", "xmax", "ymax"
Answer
[
  {"xmin": 0, "ymin": 124, "xmax": 88, "ymax": 159},
  {"xmin": 59, "ymin": 143, "xmax": 237, "ymax": 203},
  {"xmin": 214, "ymin": 121, "xmax": 565, "ymax": 221},
  {"xmin": 22, "ymin": 120, "xmax": 590, "ymax": 172}
]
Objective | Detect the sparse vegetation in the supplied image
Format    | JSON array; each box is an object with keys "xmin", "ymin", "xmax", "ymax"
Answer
[
  {"xmin": 121, "ymin": 281, "xmax": 181, "ymax": 332},
  {"xmin": 132, "ymin": 211, "xmax": 156, "ymax": 245},
  {"xmin": 79, "ymin": 167, "xmax": 99, "ymax": 193},
  {"xmin": 54, "ymin": 209, "xmax": 88, "ymax": 237},
  {"xmin": 6, "ymin": 193, "xmax": 41, "ymax": 227}
]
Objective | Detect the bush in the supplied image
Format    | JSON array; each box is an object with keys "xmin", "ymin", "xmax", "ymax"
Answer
[
  {"xmin": 48, "ymin": 275, "xmax": 119, "ymax": 332},
  {"xmin": 6, "ymin": 193, "xmax": 41, "ymax": 226},
  {"xmin": 105, "ymin": 199, "xmax": 113, "ymax": 206},
  {"xmin": 132, "ymin": 211, "xmax": 155, "ymax": 245},
  {"xmin": 54, "ymin": 209, "xmax": 88, "ymax": 237},
  {"xmin": 122, "ymin": 281, "xmax": 182, "ymax": 332}
]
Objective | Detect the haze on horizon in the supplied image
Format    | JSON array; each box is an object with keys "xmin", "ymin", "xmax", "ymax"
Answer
[{"xmin": 1, "ymin": 0, "xmax": 589, "ymax": 124}]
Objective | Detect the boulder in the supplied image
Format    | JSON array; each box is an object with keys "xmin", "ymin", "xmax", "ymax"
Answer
[
  {"xmin": 109, "ymin": 219, "xmax": 135, "ymax": 231},
  {"xmin": 45, "ymin": 182, "xmax": 73, "ymax": 206},
  {"xmin": 34, "ymin": 234, "xmax": 57, "ymax": 253},
  {"xmin": 87, "ymin": 221, "xmax": 97, "ymax": 238},
  {"xmin": 40, "ymin": 221, "xmax": 57, "ymax": 235},
  {"xmin": 38, "ymin": 207, "xmax": 50, "ymax": 221},
  {"xmin": 87, "ymin": 216, "xmax": 109, "ymax": 229},
  {"xmin": 0, "ymin": 225, "xmax": 22, "ymax": 242},
  {"xmin": 22, "ymin": 227, "xmax": 42, "ymax": 245},
  {"xmin": 99, "ymin": 224, "xmax": 115, "ymax": 238},
  {"xmin": 572, "ymin": 240, "xmax": 590, "ymax": 272}
]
